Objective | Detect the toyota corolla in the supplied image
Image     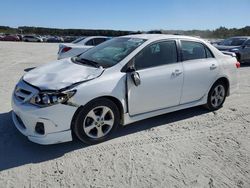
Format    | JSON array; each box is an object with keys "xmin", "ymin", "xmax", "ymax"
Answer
[{"xmin": 12, "ymin": 34, "xmax": 239, "ymax": 145}]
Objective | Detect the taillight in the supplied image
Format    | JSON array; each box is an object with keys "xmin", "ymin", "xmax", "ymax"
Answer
[
  {"xmin": 61, "ymin": 47, "xmax": 72, "ymax": 53},
  {"xmin": 236, "ymin": 61, "xmax": 240, "ymax": 68}
]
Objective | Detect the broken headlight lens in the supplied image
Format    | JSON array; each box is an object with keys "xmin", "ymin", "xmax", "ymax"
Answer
[{"xmin": 30, "ymin": 90, "xmax": 76, "ymax": 107}]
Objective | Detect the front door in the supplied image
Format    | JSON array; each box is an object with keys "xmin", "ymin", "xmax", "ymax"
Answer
[{"xmin": 127, "ymin": 40, "xmax": 183, "ymax": 116}]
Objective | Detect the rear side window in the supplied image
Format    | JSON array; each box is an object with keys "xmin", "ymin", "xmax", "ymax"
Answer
[
  {"xmin": 94, "ymin": 38, "xmax": 106, "ymax": 46},
  {"xmin": 205, "ymin": 47, "xmax": 213, "ymax": 58},
  {"xmin": 135, "ymin": 40, "xmax": 178, "ymax": 70},
  {"xmin": 86, "ymin": 39, "xmax": 94, "ymax": 46},
  {"xmin": 181, "ymin": 41, "xmax": 206, "ymax": 61}
]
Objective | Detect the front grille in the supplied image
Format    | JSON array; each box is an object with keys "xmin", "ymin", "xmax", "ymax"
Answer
[
  {"xmin": 14, "ymin": 80, "xmax": 38, "ymax": 103},
  {"xmin": 15, "ymin": 87, "xmax": 32, "ymax": 102}
]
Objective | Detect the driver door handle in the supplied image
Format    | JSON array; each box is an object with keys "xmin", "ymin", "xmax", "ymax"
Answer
[{"xmin": 172, "ymin": 69, "xmax": 182, "ymax": 76}]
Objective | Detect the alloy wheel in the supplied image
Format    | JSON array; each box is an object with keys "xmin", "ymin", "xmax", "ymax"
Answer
[
  {"xmin": 210, "ymin": 85, "xmax": 225, "ymax": 108},
  {"xmin": 83, "ymin": 106, "xmax": 114, "ymax": 139}
]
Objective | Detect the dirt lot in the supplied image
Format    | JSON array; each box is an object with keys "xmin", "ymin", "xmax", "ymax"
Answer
[{"xmin": 0, "ymin": 41, "xmax": 250, "ymax": 188}]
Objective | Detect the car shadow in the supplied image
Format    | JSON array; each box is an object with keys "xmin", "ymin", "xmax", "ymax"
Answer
[{"xmin": 0, "ymin": 106, "xmax": 209, "ymax": 171}]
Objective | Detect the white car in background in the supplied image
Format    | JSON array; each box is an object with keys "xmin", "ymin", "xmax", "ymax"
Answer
[
  {"xmin": 12, "ymin": 34, "xmax": 239, "ymax": 145},
  {"xmin": 57, "ymin": 36, "xmax": 110, "ymax": 59},
  {"xmin": 23, "ymin": 35, "xmax": 43, "ymax": 42}
]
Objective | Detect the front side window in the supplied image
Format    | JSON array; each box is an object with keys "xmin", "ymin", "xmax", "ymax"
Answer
[
  {"xmin": 134, "ymin": 41, "xmax": 178, "ymax": 70},
  {"xmin": 78, "ymin": 37, "xmax": 146, "ymax": 68},
  {"xmin": 181, "ymin": 41, "xmax": 207, "ymax": 61}
]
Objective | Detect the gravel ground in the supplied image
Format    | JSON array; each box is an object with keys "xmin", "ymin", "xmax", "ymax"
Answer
[{"xmin": 0, "ymin": 41, "xmax": 250, "ymax": 188}]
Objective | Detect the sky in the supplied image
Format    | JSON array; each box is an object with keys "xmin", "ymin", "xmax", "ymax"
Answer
[{"xmin": 0, "ymin": 0, "xmax": 249, "ymax": 31}]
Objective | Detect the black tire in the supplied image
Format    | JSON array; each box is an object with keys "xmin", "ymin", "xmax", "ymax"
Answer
[
  {"xmin": 73, "ymin": 98, "xmax": 120, "ymax": 144},
  {"xmin": 205, "ymin": 81, "xmax": 227, "ymax": 111}
]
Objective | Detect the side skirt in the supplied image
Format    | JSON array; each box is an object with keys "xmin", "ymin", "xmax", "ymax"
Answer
[{"xmin": 122, "ymin": 95, "xmax": 207, "ymax": 125}]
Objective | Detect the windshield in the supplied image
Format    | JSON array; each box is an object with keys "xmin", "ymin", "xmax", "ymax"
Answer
[
  {"xmin": 72, "ymin": 37, "xmax": 86, "ymax": 44},
  {"xmin": 220, "ymin": 37, "xmax": 247, "ymax": 46},
  {"xmin": 78, "ymin": 37, "xmax": 146, "ymax": 68}
]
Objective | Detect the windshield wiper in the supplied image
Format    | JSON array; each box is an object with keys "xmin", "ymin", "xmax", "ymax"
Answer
[{"xmin": 74, "ymin": 57, "xmax": 102, "ymax": 68}]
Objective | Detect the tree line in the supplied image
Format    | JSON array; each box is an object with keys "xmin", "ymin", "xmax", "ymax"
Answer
[
  {"xmin": 162, "ymin": 26, "xmax": 250, "ymax": 39},
  {"xmin": 0, "ymin": 25, "xmax": 250, "ymax": 38},
  {"xmin": 0, "ymin": 26, "xmax": 131, "ymax": 36}
]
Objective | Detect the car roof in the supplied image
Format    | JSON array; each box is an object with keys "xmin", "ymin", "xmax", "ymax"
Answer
[{"xmin": 121, "ymin": 34, "xmax": 203, "ymax": 41}]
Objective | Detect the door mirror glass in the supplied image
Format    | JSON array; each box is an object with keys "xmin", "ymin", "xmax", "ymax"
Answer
[{"xmin": 131, "ymin": 72, "xmax": 141, "ymax": 86}]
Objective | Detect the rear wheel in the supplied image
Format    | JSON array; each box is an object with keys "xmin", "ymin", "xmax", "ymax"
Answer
[
  {"xmin": 205, "ymin": 81, "xmax": 226, "ymax": 110},
  {"xmin": 73, "ymin": 98, "xmax": 120, "ymax": 144}
]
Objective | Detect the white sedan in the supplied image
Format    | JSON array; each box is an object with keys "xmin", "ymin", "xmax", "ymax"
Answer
[
  {"xmin": 57, "ymin": 36, "xmax": 110, "ymax": 59},
  {"xmin": 12, "ymin": 34, "xmax": 239, "ymax": 145}
]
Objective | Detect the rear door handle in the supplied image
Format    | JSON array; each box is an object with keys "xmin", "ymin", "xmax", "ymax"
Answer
[
  {"xmin": 210, "ymin": 64, "xmax": 217, "ymax": 70},
  {"xmin": 172, "ymin": 69, "xmax": 182, "ymax": 76}
]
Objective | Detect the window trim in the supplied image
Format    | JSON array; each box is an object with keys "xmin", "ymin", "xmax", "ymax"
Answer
[
  {"xmin": 121, "ymin": 39, "xmax": 180, "ymax": 72},
  {"xmin": 180, "ymin": 40, "xmax": 215, "ymax": 62}
]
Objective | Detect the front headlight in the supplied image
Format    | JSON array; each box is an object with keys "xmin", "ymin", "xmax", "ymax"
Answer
[{"xmin": 30, "ymin": 90, "xmax": 76, "ymax": 107}]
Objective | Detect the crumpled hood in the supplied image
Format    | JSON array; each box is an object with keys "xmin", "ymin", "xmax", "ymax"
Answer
[
  {"xmin": 23, "ymin": 58, "xmax": 104, "ymax": 90},
  {"xmin": 214, "ymin": 45, "xmax": 240, "ymax": 51}
]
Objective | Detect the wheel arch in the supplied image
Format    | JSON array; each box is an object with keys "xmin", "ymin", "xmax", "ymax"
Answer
[
  {"xmin": 211, "ymin": 77, "xmax": 230, "ymax": 96},
  {"xmin": 70, "ymin": 96, "xmax": 124, "ymax": 132}
]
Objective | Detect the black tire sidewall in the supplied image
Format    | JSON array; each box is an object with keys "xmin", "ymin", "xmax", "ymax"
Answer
[
  {"xmin": 73, "ymin": 98, "xmax": 120, "ymax": 144},
  {"xmin": 207, "ymin": 81, "xmax": 226, "ymax": 111}
]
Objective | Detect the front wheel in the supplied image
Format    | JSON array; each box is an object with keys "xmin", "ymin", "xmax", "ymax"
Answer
[
  {"xmin": 205, "ymin": 81, "xmax": 227, "ymax": 111},
  {"xmin": 73, "ymin": 98, "xmax": 120, "ymax": 144}
]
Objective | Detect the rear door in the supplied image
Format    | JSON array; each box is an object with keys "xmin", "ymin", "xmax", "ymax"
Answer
[
  {"xmin": 127, "ymin": 40, "xmax": 184, "ymax": 116},
  {"xmin": 180, "ymin": 40, "xmax": 219, "ymax": 104}
]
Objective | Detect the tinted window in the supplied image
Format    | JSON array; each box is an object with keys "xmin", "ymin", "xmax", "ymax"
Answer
[
  {"xmin": 181, "ymin": 41, "xmax": 206, "ymax": 61},
  {"xmin": 94, "ymin": 38, "xmax": 106, "ymax": 46},
  {"xmin": 245, "ymin": 39, "xmax": 250, "ymax": 45},
  {"xmin": 135, "ymin": 41, "xmax": 178, "ymax": 70},
  {"xmin": 86, "ymin": 39, "xmax": 94, "ymax": 46}
]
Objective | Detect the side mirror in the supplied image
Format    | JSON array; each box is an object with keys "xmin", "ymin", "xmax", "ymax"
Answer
[{"xmin": 131, "ymin": 72, "xmax": 141, "ymax": 86}]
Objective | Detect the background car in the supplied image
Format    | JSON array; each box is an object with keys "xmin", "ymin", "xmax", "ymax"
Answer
[
  {"xmin": 46, "ymin": 36, "xmax": 64, "ymax": 43},
  {"xmin": 57, "ymin": 36, "xmax": 110, "ymax": 59},
  {"xmin": 0, "ymin": 34, "xmax": 20, "ymax": 41},
  {"xmin": 23, "ymin": 35, "xmax": 43, "ymax": 42},
  {"xmin": 208, "ymin": 39, "xmax": 223, "ymax": 45},
  {"xmin": 214, "ymin": 36, "xmax": 250, "ymax": 63}
]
